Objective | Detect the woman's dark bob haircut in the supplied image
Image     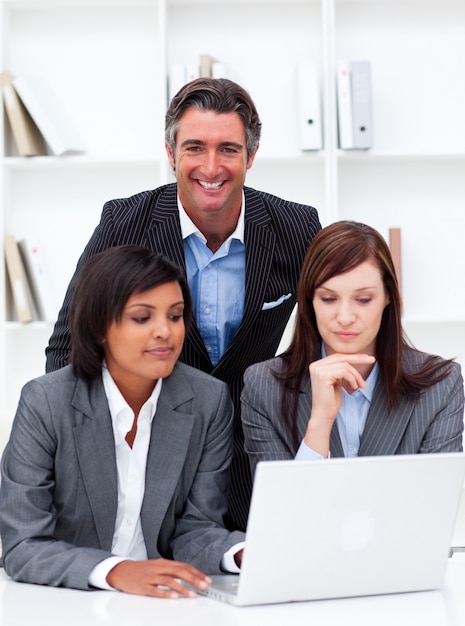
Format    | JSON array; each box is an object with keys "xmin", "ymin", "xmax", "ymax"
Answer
[{"xmin": 69, "ymin": 245, "xmax": 192, "ymax": 381}]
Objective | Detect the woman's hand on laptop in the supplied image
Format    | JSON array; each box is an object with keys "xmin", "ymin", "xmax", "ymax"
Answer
[{"xmin": 106, "ymin": 558, "xmax": 212, "ymax": 598}]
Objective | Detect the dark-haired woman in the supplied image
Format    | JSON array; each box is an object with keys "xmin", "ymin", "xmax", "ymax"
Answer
[{"xmin": 0, "ymin": 246, "xmax": 244, "ymax": 597}]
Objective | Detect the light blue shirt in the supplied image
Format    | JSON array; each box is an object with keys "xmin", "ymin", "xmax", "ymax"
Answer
[
  {"xmin": 178, "ymin": 194, "xmax": 246, "ymax": 366},
  {"xmin": 296, "ymin": 347, "xmax": 379, "ymax": 460}
]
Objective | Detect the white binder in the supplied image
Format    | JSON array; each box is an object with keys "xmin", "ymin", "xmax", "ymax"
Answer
[
  {"xmin": 337, "ymin": 59, "xmax": 372, "ymax": 150},
  {"xmin": 351, "ymin": 60, "xmax": 372, "ymax": 149},
  {"xmin": 297, "ymin": 61, "xmax": 323, "ymax": 151}
]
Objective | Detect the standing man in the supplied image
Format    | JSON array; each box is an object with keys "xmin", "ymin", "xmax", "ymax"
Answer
[{"xmin": 45, "ymin": 78, "xmax": 321, "ymax": 531}]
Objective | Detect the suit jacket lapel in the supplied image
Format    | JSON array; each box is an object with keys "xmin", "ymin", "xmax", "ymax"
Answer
[
  {"xmin": 359, "ymin": 377, "xmax": 415, "ymax": 456},
  {"xmin": 145, "ymin": 185, "xmax": 210, "ymax": 365},
  {"xmin": 141, "ymin": 368, "xmax": 196, "ymax": 556},
  {"xmin": 71, "ymin": 379, "xmax": 118, "ymax": 551},
  {"xmin": 299, "ymin": 378, "xmax": 345, "ymax": 457},
  {"xmin": 329, "ymin": 424, "xmax": 345, "ymax": 457},
  {"xmin": 145, "ymin": 184, "xmax": 186, "ymax": 269}
]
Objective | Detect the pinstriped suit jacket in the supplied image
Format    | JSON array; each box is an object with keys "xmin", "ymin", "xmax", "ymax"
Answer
[
  {"xmin": 45, "ymin": 183, "xmax": 321, "ymax": 530},
  {"xmin": 241, "ymin": 350, "xmax": 464, "ymax": 477}
]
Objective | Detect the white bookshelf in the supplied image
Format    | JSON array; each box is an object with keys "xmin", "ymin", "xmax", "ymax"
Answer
[{"xmin": 1, "ymin": 0, "xmax": 464, "ymax": 443}]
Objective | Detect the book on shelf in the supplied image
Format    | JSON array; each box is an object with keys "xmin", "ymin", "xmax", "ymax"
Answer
[
  {"xmin": 18, "ymin": 239, "xmax": 58, "ymax": 323},
  {"xmin": 389, "ymin": 227, "xmax": 402, "ymax": 295},
  {"xmin": 297, "ymin": 61, "xmax": 323, "ymax": 151},
  {"xmin": 336, "ymin": 60, "xmax": 354, "ymax": 149},
  {"xmin": 4, "ymin": 235, "xmax": 34, "ymax": 323},
  {"xmin": 336, "ymin": 60, "xmax": 372, "ymax": 150},
  {"xmin": 12, "ymin": 74, "xmax": 86, "ymax": 156},
  {"xmin": 0, "ymin": 71, "xmax": 47, "ymax": 157},
  {"xmin": 167, "ymin": 54, "xmax": 229, "ymax": 103},
  {"xmin": 199, "ymin": 54, "xmax": 230, "ymax": 79},
  {"xmin": 200, "ymin": 54, "xmax": 218, "ymax": 78},
  {"xmin": 167, "ymin": 61, "xmax": 200, "ymax": 104}
]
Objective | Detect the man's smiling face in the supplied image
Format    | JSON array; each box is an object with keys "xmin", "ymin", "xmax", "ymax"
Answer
[{"xmin": 165, "ymin": 108, "xmax": 257, "ymax": 224}]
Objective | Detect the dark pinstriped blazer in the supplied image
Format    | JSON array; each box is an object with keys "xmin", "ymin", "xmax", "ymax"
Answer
[
  {"xmin": 241, "ymin": 350, "xmax": 464, "ymax": 478},
  {"xmin": 45, "ymin": 183, "xmax": 321, "ymax": 531}
]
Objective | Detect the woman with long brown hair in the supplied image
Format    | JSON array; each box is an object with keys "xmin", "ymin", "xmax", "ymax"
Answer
[{"xmin": 241, "ymin": 221, "xmax": 463, "ymax": 474}]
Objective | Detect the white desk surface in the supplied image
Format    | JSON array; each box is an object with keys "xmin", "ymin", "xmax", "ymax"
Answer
[{"xmin": 0, "ymin": 553, "xmax": 464, "ymax": 626}]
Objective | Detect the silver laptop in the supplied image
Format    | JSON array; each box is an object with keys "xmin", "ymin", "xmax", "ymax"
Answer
[{"xmin": 204, "ymin": 453, "xmax": 465, "ymax": 606}]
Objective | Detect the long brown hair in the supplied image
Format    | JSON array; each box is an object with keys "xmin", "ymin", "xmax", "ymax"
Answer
[{"xmin": 276, "ymin": 221, "xmax": 453, "ymax": 448}]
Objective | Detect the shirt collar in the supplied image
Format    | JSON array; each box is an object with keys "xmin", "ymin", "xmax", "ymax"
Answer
[
  {"xmin": 102, "ymin": 363, "xmax": 162, "ymax": 430},
  {"xmin": 177, "ymin": 190, "xmax": 245, "ymax": 246},
  {"xmin": 358, "ymin": 361, "xmax": 379, "ymax": 402}
]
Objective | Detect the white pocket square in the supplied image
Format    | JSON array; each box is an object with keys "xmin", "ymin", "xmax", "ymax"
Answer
[{"xmin": 261, "ymin": 293, "xmax": 292, "ymax": 311}]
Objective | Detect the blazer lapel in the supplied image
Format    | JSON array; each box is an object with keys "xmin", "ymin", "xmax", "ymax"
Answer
[
  {"xmin": 72, "ymin": 379, "xmax": 118, "ymax": 551},
  {"xmin": 145, "ymin": 185, "xmax": 211, "ymax": 366},
  {"xmin": 329, "ymin": 424, "xmax": 345, "ymax": 457},
  {"xmin": 145, "ymin": 185, "xmax": 186, "ymax": 269},
  {"xmin": 359, "ymin": 377, "xmax": 415, "ymax": 456},
  {"xmin": 141, "ymin": 368, "xmax": 196, "ymax": 556},
  {"xmin": 299, "ymin": 378, "xmax": 345, "ymax": 457},
  {"xmin": 243, "ymin": 197, "xmax": 276, "ymax": 324}
]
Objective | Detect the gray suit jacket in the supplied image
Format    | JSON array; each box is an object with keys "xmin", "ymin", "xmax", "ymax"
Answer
[
  {"xmin": 241, "ymin": 350, "xmax": 464, "ymax": 476},
  {"xmin": 0, "ymin": 363, "xmax": 244, "ymax": 590}
]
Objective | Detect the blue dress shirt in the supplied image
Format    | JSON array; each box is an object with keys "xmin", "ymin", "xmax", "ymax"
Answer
[{"xmin": 178, "ymin": 194, "xmax": 246, "ymax": 366}]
